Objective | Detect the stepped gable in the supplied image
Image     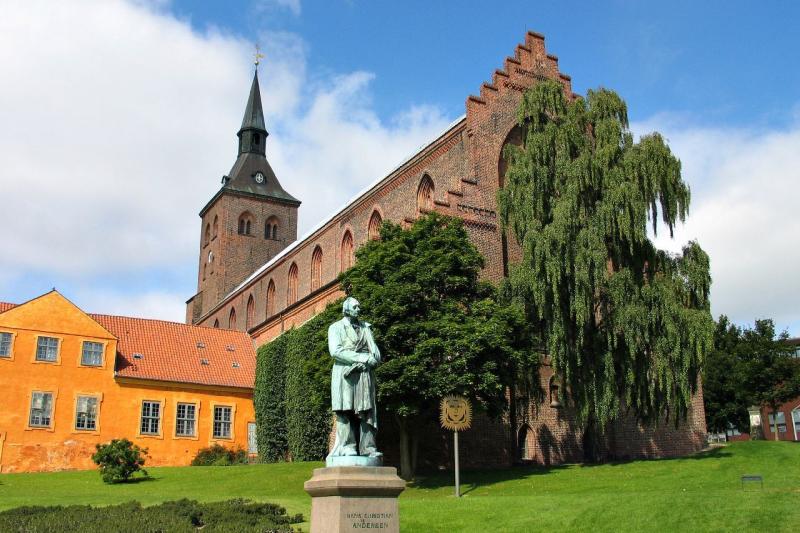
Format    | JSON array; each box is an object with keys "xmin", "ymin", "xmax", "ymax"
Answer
[
  {"xmin": 466, "ymin": 31, "xmax": 574, "ymax": 120},
  {"xmin": 192, "ymin": 30, "xmax": 574, "ymax": 341},
  {"xmin": 93, "ymin": 314, "xmax": 256, "ymax": 389}
]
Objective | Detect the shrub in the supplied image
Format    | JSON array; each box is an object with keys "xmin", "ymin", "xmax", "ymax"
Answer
[
  {"xmin": 191, "ymin": 444, "xmax": 248, "ymax": 466},
  {"xmin": 0, "ymin": 499, "xmax": 303, "ymax": 532},
  {"xmin": 91, "ymin": 438, "xmax": 148, "ymax": 483}
]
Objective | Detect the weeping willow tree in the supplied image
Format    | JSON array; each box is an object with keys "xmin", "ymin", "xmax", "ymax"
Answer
[{"xmin": 498, "ymin": 80, "xmax": 714, "ymax": 457}]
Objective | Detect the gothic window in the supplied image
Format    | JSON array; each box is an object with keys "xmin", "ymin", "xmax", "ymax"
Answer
[
  {"xmin": 266, "ymin": 279, "xmax": 276, "ymax": 316},
  {"xmin": 417, "ymin": 174, "xmax": 434, "ymax": 212},
  {"xmin": 238, "ymin": 212, "xmax": 253, "ymax": 235},
  {"xmin": 287, "ymin": 263, "xmax": 299, "ymax": 305},
  {"xmin": 212, "ymin": 215, "xmax": 219, "ymax": 238},
  {"xmin": 368, "ymin": 210, "xmax": 383, "ymax": 240},
  {"xmin": 340, "ymin": 230, "xmax": 354, "ymax": 272},
  {"xmin": 204, "ymin": 223, "xmax": 211, "ymax": 246},
  {"xmin": 228, "ymin": 307, "xmax": 237, "ymax": 329},
  {"xmin": 246, "ymin": 294, "xmax": 255, "ymax": 330},
  {"xmin": 498, "ymin": 124, "xmax": 525, "ymax": 187},
  {"xmin": 213, "ymin": 318, "xmax": 220, "ymax": 328},
  {"xmin": 549, "ymin": 375, "xmax": 562, "ymax": 408},
  {"xmin": 311, "ymin": 246, "xmax": 323, "ymax": 291},
  {"xmin": 265, "ymin": 216, "xmax": 279, "ymax": 240}
]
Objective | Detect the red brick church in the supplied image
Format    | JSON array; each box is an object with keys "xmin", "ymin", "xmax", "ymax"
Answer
[{"xmin": 185, "ymin": 31, "xmax": 707, "ymax": 466}]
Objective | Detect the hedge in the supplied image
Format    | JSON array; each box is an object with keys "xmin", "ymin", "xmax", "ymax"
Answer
[
  {"xmin": 254, "ymin": 331, "xmax": 291, "ymax": 462},
  {"xmin": 0, "ymin": 499, "xmax": 302, "ymax": 532},
  {"xmin": 255, "ymin": 300, "xmax": 343, "ymax": 462}
]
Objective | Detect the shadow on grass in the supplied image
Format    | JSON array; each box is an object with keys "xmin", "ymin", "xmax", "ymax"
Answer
[
  {"xmin": 111, "ymin": 475, "xmax": 157, "ymax": 485},
  {"xmin": 410, "ymin": 446, "xmax": 733, "ymax": 492}
]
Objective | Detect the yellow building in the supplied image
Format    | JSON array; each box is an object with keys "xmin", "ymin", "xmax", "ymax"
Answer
[{"xmin": 0, "ymin": 291, "xmax": 257, "ymax": 473}]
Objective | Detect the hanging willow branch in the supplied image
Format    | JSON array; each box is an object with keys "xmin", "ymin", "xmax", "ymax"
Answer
[{"xmin": 498, "ymin": 80, "xmax": 714, "ymax": 429}]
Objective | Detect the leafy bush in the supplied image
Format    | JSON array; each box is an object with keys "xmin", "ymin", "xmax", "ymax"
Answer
[
  {"xmin": 191, "ymin": 444, "xmax": 248, "ymax": 466},
  {"xmin": 0, "ymin": 499, "xmax": 303, "ymax": 532},
  {"xmin": 91, "ymin": 438, "xmax": 148, "ymax": 483}
]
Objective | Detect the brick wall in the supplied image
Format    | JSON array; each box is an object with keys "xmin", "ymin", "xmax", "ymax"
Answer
[{"xmin": 192, "ymin": 31, "xmax": 709, "ymax": 467}]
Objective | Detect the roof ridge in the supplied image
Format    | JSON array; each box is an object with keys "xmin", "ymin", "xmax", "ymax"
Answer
[{"xmin": 90, "ymin": 313, "xmax": 250, "ymax": 335}]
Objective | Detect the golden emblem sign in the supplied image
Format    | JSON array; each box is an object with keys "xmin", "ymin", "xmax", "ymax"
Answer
[{"xmin": 439, "ymin": 396, "xmax": 472, "ymax": 432}]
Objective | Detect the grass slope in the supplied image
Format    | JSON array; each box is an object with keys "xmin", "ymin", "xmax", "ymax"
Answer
[{"xmin": 0, "ymin": 442, "xmax": 797, "ymax": 532}]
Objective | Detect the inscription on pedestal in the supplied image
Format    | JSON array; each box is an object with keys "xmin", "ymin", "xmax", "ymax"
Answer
[{"xmin": 304, "ymin": 466, "xmax": 406, "ymax": 533}]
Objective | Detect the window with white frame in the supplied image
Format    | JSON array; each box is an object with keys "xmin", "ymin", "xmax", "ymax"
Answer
[
  {"xmin": 176, "ymin": 403, "xmax": 197, "ymax": 437},
  {"xmin": 768, "ymin": 412, "xmax": 787, "ymax": 433},
  {"xmin": 36, "ymin": 336, "xmax": 59, "ymax": 362},
  {"xmin": 75, "ymin": 396, "xmax": 98, "ymax": 430},
  {"xmin": 793, "ymin": 410, "xmax": 800, "ymax": 440},
  {"xmin": 0, "ymin": 332, "xmax": 12, "ymax": 357},
  {"xmin": 213, "ymin": 405, "xmax": 232, "ymax": 439},
  {"xmin": 81, "ymin": 341, "xmax": 103, "ymax": 366},
  {"xmin": 29, "ymin": 391, "xmax": 54, "ymax": 427},
  {"xmin": 140, "ymin": 401, "xmax": 161, "ymax": 435}
]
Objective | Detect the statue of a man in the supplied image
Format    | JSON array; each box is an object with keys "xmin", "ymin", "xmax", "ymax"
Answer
[{"xmin": 327, "ymin": 297, "xmax": 382, "ymax": 460}]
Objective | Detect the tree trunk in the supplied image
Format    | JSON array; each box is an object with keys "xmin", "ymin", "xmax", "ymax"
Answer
[
  {"xmin": 772, "ymin": 410, "xmax": 780, "ymax": 441},
  {"xmin": 582, "ymin": 415, "xmax": 601, "ymax": 463},
  {"xmin": 508, "ymin": 382, "xmax": 518, "ymax": 463},
  {"xmin": 398, "ymin": 417, "xmax": 413, "ymax": 481}
]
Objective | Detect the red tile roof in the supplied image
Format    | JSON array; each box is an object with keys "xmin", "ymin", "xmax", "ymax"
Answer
[
  {"xmin": 0, "ymin": 302, "xmax": 16, "ymax": 313},
  {"xmin": 91, "ymin": 315, "xmax": 256, "ymax": 390}
]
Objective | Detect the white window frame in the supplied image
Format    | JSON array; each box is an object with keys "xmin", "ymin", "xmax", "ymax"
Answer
[
  {"xmin": 768, "ymin": 412, "xmax": 788, "ymax": 434},
  {"xmin": 213, "ymin": 405, "xmax": 233, "ymax": 440},
  {"xmin": 140, "ymin": 400, "xmax": 162, "ymax": 436},
  {"xmin": 175, "ymin": 402, "xmax": 197, "ymax": 438},
  {"xmin": 0, "ymin": 331, "xmax": 14, "ymax": 358},
  {"xmin": 35, "ymin": 336, "xmax": 60, "ymax": 363},
  {"xmin": 29, "ymin": 391, "xmax": 54, "ymax": 428},
  {"xmin": 75, "ymin": 395, "xmax": 99, "ymax": 431},
  {"xmin": 80, "ymin": 341, "xmax": 104, "ymax": 367},
  {"xmin": 792, "ymin": 408, "xmax": 800, "ymax": 441}
]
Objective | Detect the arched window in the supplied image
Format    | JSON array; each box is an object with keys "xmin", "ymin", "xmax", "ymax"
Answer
[
  {"xmin": 340, "ymin": 230, "xmax": 354, "ymax": 272},
  {"xmin": 208, "ymin": 251, "xmax": 214, "ymax": 274},
  {"xmin": 204, "ymin": 223, "xmax": 211, "ymax": 246},
  {"xmin": 368, "ymin": 210, "xmax": 382, "ymax": 241},
  {"xmin": 203, "ymin": 263, "xmax": 207, "ymax": 280},
  {"xmin": 311, "ymin": 246, "xmax": 323, "ymax": 291},
  {"xmin": 212, "ymin": 215, "xmax": 219, "ymax": 238},
  {"xmin": 417, "ymin": 174, "xmax": 434, "ymax": 212},
  {"xmin": 266, "ymin": 279, "xmax": 275, "ymax": 317},
  {"xmin": 265, "ymin": 216, "xmax": 279, "ymax": 240},
  {"xmin": 498, "ymin": 124, "xmax": 525, "ymax": 187},
  {"xmin": 246, "ymin": 294, "xmax": 255, "ymax": 330},
  {"xmin": 238, "ymin": 212, "xmax": 253, "ymax": 235},
  {"xmin": 549, "ymin": 375, "xmax": 562, "ymax": 408},
  {"xmin": 287, "ymin": 262, "xmax": 299, "ymax": 305},
  {"xmin": 228, "ymin": 307, "xmax": 237, "ymax": 330},
  {"xmin": 213, "ymin": 318, "xmax": 220, "ymax": 328}
]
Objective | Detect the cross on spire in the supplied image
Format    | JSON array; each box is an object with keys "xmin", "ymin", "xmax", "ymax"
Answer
[{"xmin": 254, "ymin": 44, "xmax": 264, "ymax": 69}]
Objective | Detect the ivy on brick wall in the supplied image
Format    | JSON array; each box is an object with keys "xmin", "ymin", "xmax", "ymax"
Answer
[
  {"xmin": 254, "ymin": 331, "xmax": 291, "ymax": 462},
  {"xmin": 255, "ymin": 301, "xmax": 342, "ymax": 462}
]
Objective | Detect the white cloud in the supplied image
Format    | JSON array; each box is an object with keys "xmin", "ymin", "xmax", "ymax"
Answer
[
  {"xmin": 0, "ymin": 0, "xmax": 449, "ymax": 321},
  {"xmin": 633, "ymin": 116, "xmax": 800, "ymax": 336}
]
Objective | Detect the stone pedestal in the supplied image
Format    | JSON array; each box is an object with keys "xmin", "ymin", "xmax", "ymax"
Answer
[{"xmin": 304, "ymin": 466, "xmax": 406, "ymax": 533}]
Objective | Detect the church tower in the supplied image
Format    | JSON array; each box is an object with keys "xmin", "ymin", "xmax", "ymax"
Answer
[{"xmin": 187, "ymin": 67, "xmax": 300, "ymax": 324}]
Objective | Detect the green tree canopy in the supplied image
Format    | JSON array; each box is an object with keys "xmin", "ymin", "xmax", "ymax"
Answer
[
  {"xmin": 497, "ymin": 80, "xmax": 715, "ymax": 453},
  {"xmin": 340, "ymin": 213, "xmax": 539, "ymax": 479},
  {"xmin": 704, "ymin": 316, "xmax": 800, "ymax": 440}
]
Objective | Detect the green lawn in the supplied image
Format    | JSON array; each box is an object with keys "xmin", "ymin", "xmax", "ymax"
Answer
[{"xmin": 0, "ymin": 441, "xmax": 797, "ymax": 532}]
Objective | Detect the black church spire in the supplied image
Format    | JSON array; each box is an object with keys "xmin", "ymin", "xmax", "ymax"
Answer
[{"xmin": 237, "ymin": 70, "xmax": 267, "ymax": 156}]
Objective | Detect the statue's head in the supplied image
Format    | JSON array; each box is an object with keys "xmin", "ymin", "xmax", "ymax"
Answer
[{"xmin": 342, "ymin": 297, "xmax": 360, "ymax": 319}]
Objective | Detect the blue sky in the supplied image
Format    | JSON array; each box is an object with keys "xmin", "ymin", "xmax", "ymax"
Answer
[
  {"xmin": 169, "ymin": 0, "xmax": 800, "ymax": 128},
  {"xmin": 1, "ymin": 0, "xmax": 798, "ymax": 335}
]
